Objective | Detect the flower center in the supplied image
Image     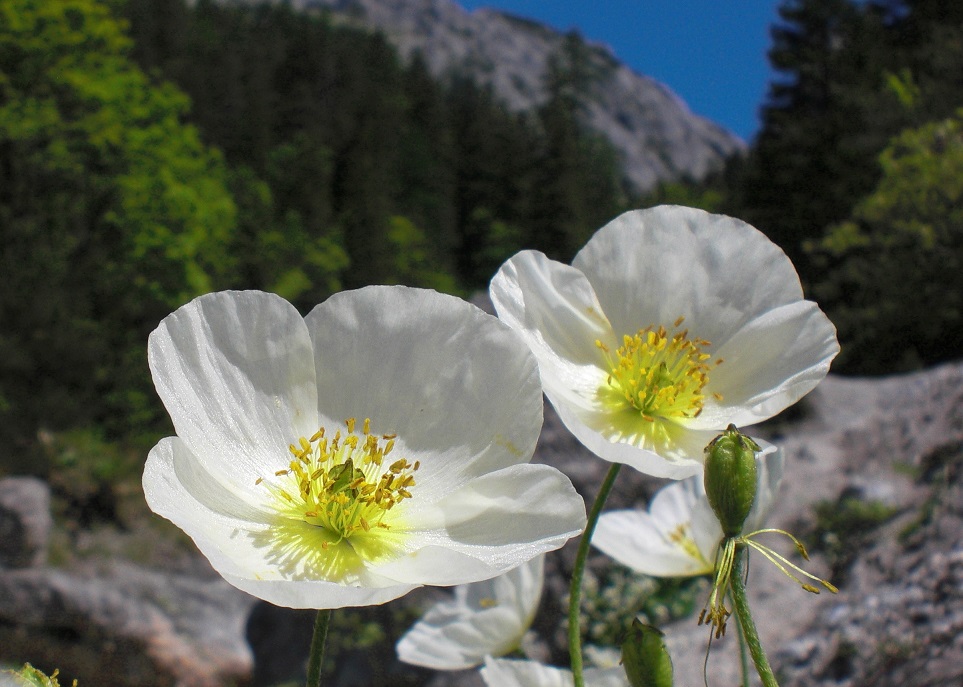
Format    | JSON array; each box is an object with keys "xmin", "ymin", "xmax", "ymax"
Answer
[
  {"xmin": 596, "ymin": 317, "xmax": 721, "ymax": 420},
  {"xmin": 260, "ymin": 417, "xmax": 419, "ymax": 546}
]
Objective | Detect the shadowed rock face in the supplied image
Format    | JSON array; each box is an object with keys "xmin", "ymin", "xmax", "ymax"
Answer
[
  {"xmin": 0, "ymin": 561, "xmax": 256, "ymax": 687},
  {"xmin": 0, "ymin": 477, "xmax": 51, "ymax": 569},
  {"xmin": 245, "ymin": 0, "xmax": 745, "ymax": 192},
  {"xmin": 2, "ymin": 360, "xmax": 961, "ymax": 687}
]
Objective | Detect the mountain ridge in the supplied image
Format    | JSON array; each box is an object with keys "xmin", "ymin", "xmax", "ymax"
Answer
[{"xmin": 247, "ymin": 0, "xmax": 745, "ymax": 191}]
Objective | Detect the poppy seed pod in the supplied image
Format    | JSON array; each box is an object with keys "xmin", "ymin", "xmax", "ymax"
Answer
[{"xmin": 703, "ymin": 425, "xmax": 759, "ymax": 537}]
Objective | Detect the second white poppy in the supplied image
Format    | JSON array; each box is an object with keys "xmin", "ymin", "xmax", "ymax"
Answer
[{"xmin": 490, "ymin": 205, "xmax": 838, "ymax": 478}]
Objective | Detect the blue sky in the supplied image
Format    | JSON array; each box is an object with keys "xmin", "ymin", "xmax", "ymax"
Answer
[{"xmin": 457, "ymin": 1, "xmax": 784, "ymax": 142}]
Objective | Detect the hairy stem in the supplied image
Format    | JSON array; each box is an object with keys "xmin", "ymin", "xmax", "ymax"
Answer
[
  {"xmin": 730, "ymin": 544, "xmax": 779, "ymax": 687},
  {"xmin": 569, "ymin": 463, "xmax": 622, "ymax": 687},
  {"xmin": 734, "ymin": 597, "xmax": 752, "ymax": 687},
  {"xmin": 305, "ymin": 608, "xmax": 332, "ymax": 687}
]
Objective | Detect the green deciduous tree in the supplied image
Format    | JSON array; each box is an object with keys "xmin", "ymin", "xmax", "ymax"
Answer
[
  {"xmin": 0, "ymin": 0, "xmax": 236, "ymax": 441},
  {"xmin": 808, "ymin": 111, "xmax": 963, "ymax": 372}
]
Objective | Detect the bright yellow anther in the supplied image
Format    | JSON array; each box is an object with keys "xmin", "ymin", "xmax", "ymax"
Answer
[
  {"xmin": 598, "ymin": 319, "xmax": 721, "ymax": 420},
  {"xmin": 262, "ymin": 418, "xmax": 418, "ymax": 545}
]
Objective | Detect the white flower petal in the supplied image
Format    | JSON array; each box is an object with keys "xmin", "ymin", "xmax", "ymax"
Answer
[
  {"xmin": 690, "ymin": 496, "xmax": 724, "ymax": 564},
  {"xmin": 551, "ymin": 398, "xmax": 714, "ymax": 479},
  {"xmin": 396, "ymin": 556, "xmax": 544, "ymax": 669},
  {"xmin": 490, "ymin": 251, "xmax": 615, "ymax": 417},
  {"xmin": 594, "ymin": 510, "xmax": 706, "ymax": 576},
  {"xmin": 491, "ymin": 553, "xmax": 545, "ymax": 622},
  {"xmin": 148, "ymin": 290, "xmax": 318, "ymax": 501},
  {"xmin": 145, "ymin": 437, "xmax": 274, "ymax": 524},
  {"xmin": 480, "ymin": 657, "xmax": 629, "ymax": 687},
  {"xmin": 221, "ymin": 572, "xmax": 417, "ymax": 610},
  {"xmin": 697, "ymin": 300, "xmax": 840, "ymax": 428},
  {"xmin": 378, "ymin": 464, "xmax": 585, "ymax": 585},
  {"xmin": 573, "ymin": 206, "xmax": 804, "ymax": 347},
  {"xmin": 305, "ymin": 285, "xmax": 544, "ymax": 495}
]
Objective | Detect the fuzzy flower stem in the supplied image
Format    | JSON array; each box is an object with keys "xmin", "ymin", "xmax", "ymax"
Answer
[
  {"xmin": 569, "ymin": 463, "xmax": 622, "ymax": 687},
  {"xmin": 730, "ymin": 545, "xmax": 779, "ymax": 687},
  {"xmin": 734, "ymin": 600, "xmax": 752, "ymax": 687},
  {"xmin": 306, "ymin": 609, "xmax": 332, "ymax": 687}
]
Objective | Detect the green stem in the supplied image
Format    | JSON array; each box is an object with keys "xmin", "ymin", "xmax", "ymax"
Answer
[
  {"xmin": 730, "ymin": 544, "xmax": 779, "ymax": 687},
  {"xmin": 305, "ymin": 608, "xmax": 332, "ymax": 687},
  {"xmin": 568, "ymin": 463, "xmax": 622, "ymax": 687},
  {"xmin": 733, "ymin": 596, "xmax": 752, "ymax": 687}
]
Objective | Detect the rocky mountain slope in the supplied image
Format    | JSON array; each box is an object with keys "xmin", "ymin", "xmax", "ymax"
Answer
[{"xmin": 252, "ymin": 0, "xmax": 745, "ymax": 191}]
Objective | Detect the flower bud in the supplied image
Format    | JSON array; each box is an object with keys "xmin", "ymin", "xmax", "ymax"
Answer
[
  {"xmin": 620, "ymin": 619, "xmax": 673, "ymax": 687},
  {"xmin": 703, "ymin": 424, "xmax": 759, "ymax": 537}
]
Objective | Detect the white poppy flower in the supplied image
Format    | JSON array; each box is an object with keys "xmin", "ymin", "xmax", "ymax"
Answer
[
  {"xmin": 143, "ymin": 287, "xmax": 586, "ymax": 609},
  {"xmin": 396, "ymin": 554, "xmax": 544, "ymax": 669},
  {"xmin": 490, "ymin": 205, "xmax": 838, "ymax": 479},
  {"xmin": 480, "ymin": 657, "xmax": 629, "ymax": 687},
  {"xmin": 592, "ymin": 442, "xmax": 784, "ymax": 577}
]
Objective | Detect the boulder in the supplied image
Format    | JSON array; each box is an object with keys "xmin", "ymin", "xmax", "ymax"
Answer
[
  {"xmin": 0, "ymin": 477, "xmax": 52, "ymax": 569},
  {"xmin": 0, "ymin": 561, "xmax": 255, "ymax": 687}
]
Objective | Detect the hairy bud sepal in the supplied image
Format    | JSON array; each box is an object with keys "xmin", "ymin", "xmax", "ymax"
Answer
[
  {"xmin": 704, "ymin": 424, "xmax": 760, "ymax": 537},
  {"xmin": 620, "ymin": 619, "xmax": 673, "ymax": 687}
]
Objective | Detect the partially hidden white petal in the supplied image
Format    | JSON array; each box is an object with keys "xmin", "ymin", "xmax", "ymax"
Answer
[
  {"xmin": 593, "ymin": 508, "xmax": 713, "ymax": 577},
  {"xmin": 397, "ymin": 554, "xmax": 544, "ymax": 669},
  {"xmin": 305, "ymin": 285, "xmax": 543, "ymax": 495},
  {"xmin": 377, "ymin": 464, "xmax": 585, "ymax": 586},
  {"xmin": 397, "ymin": 614, "xmax": 513, "ymax": 669},
  {"xmin": 397, "ymin": 602, "xmax": 524, "ymax": 669},
  {"xmin": 481, "ymin": 657, "xmax": 573, "ymax": 687},
  {"xmin": 481, "ymin": 657, "xmax": 629, "ymax": 687},
  {"xmin": 492, "ymin": 554, "xmax": 545, "ymax": 624},
  {"xmin": 148, "ymin": 290, "xmax": 318, "ymax": 502}
]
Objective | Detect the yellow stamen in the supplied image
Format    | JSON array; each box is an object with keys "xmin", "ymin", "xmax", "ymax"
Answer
[
  {"xmin": 262, "ymin": 418, "xmax": 418, "ymax": 545},
  {"xmin": 597, "ymin": 318, "xmax": 721, "ymax": 420}
]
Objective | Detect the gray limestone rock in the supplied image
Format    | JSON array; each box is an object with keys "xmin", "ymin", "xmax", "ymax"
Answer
[
  {"xmin": 0, "ymin": 477, "xmax": 52, "ymax": 569},
  {"xmin": 0, "ymin": 561, "xmax": 255, "ymax": 687}
]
